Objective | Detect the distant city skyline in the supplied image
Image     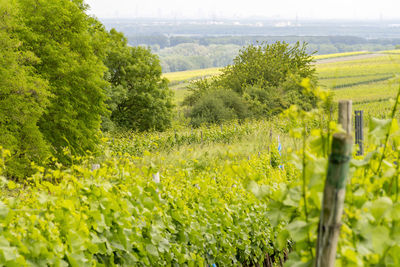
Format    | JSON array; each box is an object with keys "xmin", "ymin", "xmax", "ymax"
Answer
[{"xmin": 85, "ymin": 0, "xmax": 400, "ymax": 21}]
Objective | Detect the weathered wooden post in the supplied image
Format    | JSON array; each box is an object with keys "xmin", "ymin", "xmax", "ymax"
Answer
[
  {"xmin": 220, "ymin": 124, "xmax": 223, "ymax": 133},
  {"xmin": 316, "ymin": 100, "xmax": 353, "ymax": 267},
  {"xmin": 200, "ymin": 130, "xmax": 203, "ymax": 143},
  {"xmin": 315, "ymin": 133, "xmax": 352, "ymax": 267},
  {"xmin": 355, "ymin": 110, "xmax": 364, "ymax": 156},
  {"xmin": 338, "ymin": 100, "xmax": 352, "ymax": 134}
]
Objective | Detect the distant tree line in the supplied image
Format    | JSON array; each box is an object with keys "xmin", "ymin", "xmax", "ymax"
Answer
[
  {"xmin": 129, "ymin": 34, "xmax": 400, "ymax": 48},
  {"xmin": 128, "ymin": 35, "xmax": 400, "ymax": 72}
]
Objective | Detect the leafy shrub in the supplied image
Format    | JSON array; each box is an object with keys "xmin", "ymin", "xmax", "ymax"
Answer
[{"xmin": 187, "ymin": 90, "xmax": 250, "ymax": 127}]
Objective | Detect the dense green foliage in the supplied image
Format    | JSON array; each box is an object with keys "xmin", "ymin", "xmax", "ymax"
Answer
[
  {"xmin": 0, "ymin": 0, "xmax": 50, "ymax": 178},
  {"xmin": 185, "ymin": 88, "xmax": 249, "ymax": 127},
  {"xmin": 0, "ymin": 141, "xmax": 289, "ymax": 266},
  {"xmin": 245, "ymin": 84, "xmax": 400, "ymax": 266},
  {"xmin": 16, "ymin": 0, "xmax": 108, "ymax": 164},
  {"xmin": 0, "ymin": 0, "xmax": 173, "ymax": 178},
  {"xmin": 2, "ymin": 82, "xmax": 400, "ymax": 265},
  {"xmin": 105, "ymin": 30, "xmax": 174, "ymax": 132},
  {"xmin": 184, "ymin": 42, "xmax": 318, "ymax": 125}
]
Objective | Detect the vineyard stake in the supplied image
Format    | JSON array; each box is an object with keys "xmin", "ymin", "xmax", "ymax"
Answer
[
  {"xmin": 338, "ymin": 100, "xmax": 352, "ymax": 134},
  {"xmin": 315, "ymin": 133, "xmax": 352, "ymax": 267}
]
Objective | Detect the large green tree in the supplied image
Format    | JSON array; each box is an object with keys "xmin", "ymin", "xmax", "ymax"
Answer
[
  {"xmin": 105, "ymin": 29, "xmax": 174, "ymax": 132},
  {"xmin": 0, "ymin": 0, "xmax": 50, "ymax": 178},
  {"xmin": 0, "ymin": 0, "xmax": 175, "ymax": 178},
  {"xmin": 184, "ymin": 42, "xmax": 318, "ymax": 124},
  {"xmin": 16, "ymin": 0, "xmax": 108, "ymax": 162}
]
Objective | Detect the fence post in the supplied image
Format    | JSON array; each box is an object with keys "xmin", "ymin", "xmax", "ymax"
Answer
[
  {"xmin": 315, "ymin": 133, "xmax": 353, "ymax": 267},
  {"xmin": 200, "ymin": 130, "xmax": 203, "ymax": 143},
  {"xmin": 338, "ymin": 100, "xmax": 352, "ymax": 134},
  {"xmin": 316, "ymin": 100, "xmax": 353, "ymax": 267},
  {"xmin": 355, "ymin": 110, "xmax": 364, "ymax": 156}
]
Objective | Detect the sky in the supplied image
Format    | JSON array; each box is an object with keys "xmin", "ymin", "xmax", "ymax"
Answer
[{"xmin": 85, "ymin": 0, "xmax": 400, "ymax": 21}]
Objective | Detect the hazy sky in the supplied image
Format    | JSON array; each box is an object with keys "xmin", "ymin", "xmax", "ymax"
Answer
[{"xmin": 85, "ymin": 0, "xmax": 400, "ymax": 20}]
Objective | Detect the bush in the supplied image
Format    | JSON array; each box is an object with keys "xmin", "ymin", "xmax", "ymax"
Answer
[{"xmin": 187, "ymin": 90, "xmax": 250, "ymax": 127}]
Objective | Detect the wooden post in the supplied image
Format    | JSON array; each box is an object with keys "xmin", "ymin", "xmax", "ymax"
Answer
[
  {"xmin": 220, "ymin": 124, "xmax": 223, "ymax": 133},
  {"xmin": 338, "ymin": 100, "xmax": 352, "ymax": 134},
  {"xmin": 315, "ymin": 133, "xmax": 352, "ymax": 267},
  {"xmin": 200, "ymin": 130, "xmax": 203, "ymax": 143}
]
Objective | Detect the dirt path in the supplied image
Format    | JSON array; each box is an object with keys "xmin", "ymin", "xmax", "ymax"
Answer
[{"xmin": 315, "ymin": 53, "xmax": 383, "ymax": 64}]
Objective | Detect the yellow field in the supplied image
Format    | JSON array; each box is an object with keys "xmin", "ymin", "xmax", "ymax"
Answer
[
  {"xmin": 313, "ymin": 51, "xmax": 371, "ymax": 60},
  {"xmin": 163, "ymin": 67, "xmax": 222, "ymax": 83}
]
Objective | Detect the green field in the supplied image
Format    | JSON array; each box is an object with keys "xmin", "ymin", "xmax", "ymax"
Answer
[{"xmin": 317, "ymin": 51, "xmax": 400, "ymax": 119}]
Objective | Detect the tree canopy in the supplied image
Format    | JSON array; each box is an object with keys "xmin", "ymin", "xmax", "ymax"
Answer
[
  {"xmin": 105, "ymin": 29, "xmax": 174, "ymax": 132},
  {"xmin": 0, "ymin": 0, "xmax": 50, "ymax": 177},
  {"xmin": 0, "ymin": 0, "xmax": 174, "ymax": 178},
  {"xmin": 184, "ymin": 42, "xmax": 318, "ymax": 125}
]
